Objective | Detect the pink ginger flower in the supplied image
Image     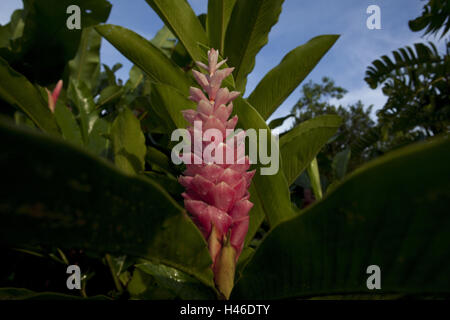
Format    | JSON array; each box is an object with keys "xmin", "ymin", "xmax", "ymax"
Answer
[
  {"xmin": 46, "ymin": 80, "xmax": 63, "ymax": 113},
  {"xmin": 179, "ymin": 49, "xmax": 254, "ymax": 296}
]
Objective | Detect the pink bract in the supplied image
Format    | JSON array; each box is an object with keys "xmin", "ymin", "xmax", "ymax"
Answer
[{"xmin": 179, "ymin": 49, "xmax": 254, "ymax": 269}]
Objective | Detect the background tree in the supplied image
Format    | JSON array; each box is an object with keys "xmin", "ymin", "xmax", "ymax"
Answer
[
  {"xmin": 408, "ymin": 0, "xmax": 450, "ymax": 39},
  {"xmin": 282, "ymin": 77, "xmax": 375, "ymax": 207},
  {"xmin": 289, "ymin": 77, "xmax": 375, "ymax": 177},
  {"xmin": 356, "ymin": 0, "xmax": 450, "ymax": 159}
]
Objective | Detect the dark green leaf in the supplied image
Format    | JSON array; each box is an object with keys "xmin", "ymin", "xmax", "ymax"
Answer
[
  {"xmin": 306, "ymin": 157, "xmax": 322, "ymax": 200},
  {"xmin": 207, "ymin": 0, "xmax": 237, "ymax": 53},
  {"xmin": 225, "ymin": 0, "xmax": 284, "ymax": 92},
  {"xmin": 0, "ymin": 119, "xmax": 214, "ymax": 287},
  {"xmin": 150, "ymin": 25, "xmax": 177, "ymax": 57},
  {"xmin": 0, "ymin": 57, "xmax": 59, "ymax": 134},
  {"xmin": 280, "ymin": 115, "xmax": 342, "ymax": 186},
  {"xmin": 149, "ymin": 83, "xmax": 193, "ymax": 132},
  {"xmin": 234, "ymin": 98, "xmax": 295, "ymax": 232},
  {"xmin": 144, "ymin": 172, "xmax": 183, "ymax": 196},
  {"xmin": 332, "ymin": 148, "xmax": 351, "ymax": 180},
  {"xmin": 0, "ymin": 9, "xmax": 25, "ymax": 49},
  {"xmin": 146, "ymin": 146, "xmax": 172, "ymax": 173},
  {"xmin": 145, "ymin": 0, "xmax": 209, "ymax": 62},
  {"xmin": 128, "ymin": 261, "xmax": 216, "ymax": 300},
  {"xmin": 232, "ymin": 138, "xmax": 450, "ymax": 299},
  {"xmin": 0, "ymin": 0, "xmax": 111, "ymax": 85},
  {"xmin": 67, "ymin": 80, "xmax": 96, "ymax": 142},
  {"xmin": 97, "ymin": 85, "xmax": 124, "ymax": 108},
  {"xmin": 96, "ymin": 24, "xmax": 190, "ymax": 93},
  {"xmin": 110, "ymin": 108, "xmax": 146, "ymax": 175},
  {"xmin": 54, "ymin": 99, "xmax": 83, "ymax": 146},
  {"xmin": 267, "ymin": 114, "xmax": 294, "ymax": 129},
  {"xmin": 68, "ymin": 27, "xmax": 102, "ymax": 93}
]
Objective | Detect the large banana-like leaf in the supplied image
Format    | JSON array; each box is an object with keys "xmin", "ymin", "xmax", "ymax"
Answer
[
  {"xmin": 234, "ymin": 98, "xmax": 295, "ymax": 230},
  {"xmin": 0, "ymin": 119, "xmax": 214, "ymax": 288},
  {"xmin": 232, "ymin": 137, "xmax": 450, "ymax": 299},
  {"xmin": 95, "ymin": 25, "xmax": 191, "ymax": 93},
  {"xmin": 0, "ymin": 57, "xmax": 59, "ymax": 134},
  {"xmin": 280, "ymin": 115, "xmax": 342, "ymax": 186},
  {"xmin": 145, "ymin": 0, "xmax": 209, "ymax": 62},
  {"xmin": 207, "ymin": 0, "xmax": 237, "ymax": 53},
  {"xmin": 248, "ymin": 35, "xmax": 339, "ymax": 120},
  {"xmin": 225, "ymin": 0, "xmax": 284, "ymax": 92},
  {"xmin": 68, "ymin": 27, "xmax": 102, "ymax": 93}
]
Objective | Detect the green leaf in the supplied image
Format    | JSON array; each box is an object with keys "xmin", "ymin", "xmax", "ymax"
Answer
[
  {"xmin": 128, "ymin": 268, "xmax": 174, "ymax": 299},
  {"xmin": 86, "ymin": 116, "xmax": 111, "ymax": 158},
  {"xmin": 207, "ymin": 0, "xmax": 237, "ymax": 53},
  {"xmin": 149, "ymin": 82, "xmax": 194, "ymax": 132},
  {"xmin": 97, "ymin": 85, "xmax": 124, "ymax": 108},
  {"xmin": 332, "ymin": 148, "xmax": 351, "ymax": 180},
  {"xmin": 267, "ymin": 114, "xmax": 294, "ymax": 129},
  {"xmin": 0, "ymin": 57, "xmax": 59, "ymax": 134},
  {"xmin": 68, "ymin": 27, "xmax": 102, "ymax": 93},
  {"xmin": 145, "ymin": 0, "xmax": 209, "ymax": 62},
  {"xmin": 128, "ymin": 261, "xmax": 216, "ymax": 300},
  {"xmin": 146, "ymin": 146, "xmax": 172, "ymax": 173},
  {"xmin": 14, "ymin": 111, "xmax": 36, "ymax": 129},
  {"xmin": 150, "ymin": 25, "xmax": 177, "ymax": 57},
  {"xmin": 67, "ymin": 80, "xmax": 110, "ymax": 157},
  {"xmin": 280, "ymin": 115, "xmax": 342, "ymax": 186},
  {"xmin": 67, "ymin": 80, "xmax": 96, "ymax": 143},
  {"xmin": 0, "ymin": 119, "xmax": 213, "ymax": 287},
  {"xmin": 248, "ymin": 35, "xmax": 339, "ymax": 119},
  {"xmin": 171, "ymin": 40, "xmax": 192, "ymax": 69},
  {"xmin": 54, "ymin": 99, "xmax": 83, "ymax": 146},
  {"xmin": 144, "ymin": 172, "xmax": 183, "ymax": 196},
  {"xmin": 96, "ymin": 24, "xmax": 190, "ymax": 93},
  {"xmin": 0, "ymin": 9, "xmax": 25, "ymax": 49},
  {"xmin": 306, "ymin": 157, "xmax": 322, "ymax": 200},
  {"xmin": 234, "ymin": 98, "xmax": 295, "ymax": 233},
  {"xmin": 225, "ymin": 0, "xmax": 284, "ymax": 92},
  {"xmin": 102, "ymin": 64, "xmax": 119, "ymax": 86},
  {"xmin": 124, "ymin": 65, "xmax": 145, "ymax": 93},
  {"xmin": 232, "ymin": 137, "xmax": 450, "ymax": 299},
  {"xmin": 0, "ymin": 0, "xmax": 111, "ymax": 85},
  {"xmin": 110, "ymin": 108, "xmax": 147, "ymax": 175}
]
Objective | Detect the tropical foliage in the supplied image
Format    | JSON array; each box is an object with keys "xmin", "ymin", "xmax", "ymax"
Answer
[{"xmin": 0, "ymin": 0, "xmax": 449, "ymax": 300}]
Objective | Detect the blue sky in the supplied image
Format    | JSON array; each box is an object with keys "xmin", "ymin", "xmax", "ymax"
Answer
[{"xmin": 1, "ymin": 0, "xmax": 445, "ymax": 132}]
